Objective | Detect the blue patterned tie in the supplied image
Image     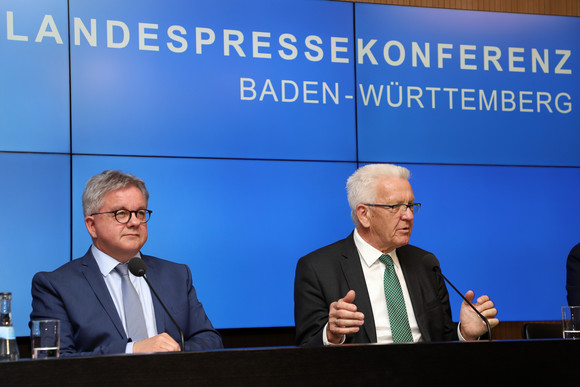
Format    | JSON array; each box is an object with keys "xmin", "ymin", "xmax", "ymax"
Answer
[
  {"xmin": 115, "ymin": 263, "xmax": 148, "ymax": 342},
  {"xmin": 379, "ymin": 254, "xmax": 413, "ymax": 343}
]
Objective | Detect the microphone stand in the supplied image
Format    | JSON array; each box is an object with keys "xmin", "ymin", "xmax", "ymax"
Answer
[
  {"xmin": 142, "ymin": 275, "xmax": 186, "ymax": 351},
  {"xmin": 434, "ymin": 267, "xmax": 492, "ymax": 341},
  {"xmin": 128, "ymin": 257, "xmax": 186, "ymax": 351}
]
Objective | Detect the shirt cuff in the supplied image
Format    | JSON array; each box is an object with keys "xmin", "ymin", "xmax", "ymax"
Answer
[
  {"xmin": 457, "ymin": 322, "xmax": 466, "ymax": 342},
  {"xmin": 322, "ymin": 322, "xmax": 346, "ymax": 346},
  {"xmin": 457, "ymin": 322, "xmax": 481, "ymax": 342},
  {"xmin": 126, "ymin": 342, "xmax": 135, "ymax": 353}
]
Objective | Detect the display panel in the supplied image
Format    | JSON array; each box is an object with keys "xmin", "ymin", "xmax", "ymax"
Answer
[
  {"xmin": 0, "ymin": 153, "xmax": 70, "ymax": 335},
  {"xmin": 356, "ymin": 4, "xmax": 580, "ymax": 166},
  {"xmin": 0, "ymin": 0, "xmax": 70, "ymax": 153},
  {"xmin": 407, "ymin": 163, "xmax": 580, "ymax": 321},
  {"xmin": 70, "ymin": 0, "xmax": 356, "ymax": 161},
  {"xmin": 72, "ymin": 155, "xmax": 356, "ymax": 328},
  {"xmin": 2, "ymin": 0, "xmax": 579, "ymax": 334}
]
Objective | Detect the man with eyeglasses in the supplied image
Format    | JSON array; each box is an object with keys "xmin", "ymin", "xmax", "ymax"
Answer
[
  {"xmin": 294, "ymin": 163, "xmax": 498, "ymax": 346},
  {"xmin": 31, "ymin": 170, "xmax": 222, "ymax": 356}
]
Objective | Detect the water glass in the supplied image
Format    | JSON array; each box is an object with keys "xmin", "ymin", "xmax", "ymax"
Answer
[
  {"xmin": 30, "ymin": 319, "xmax": 60, "ymax": 359},
  {"xmin": 561, "ymin": 306, "xmax": 580, "ymax": 339}
]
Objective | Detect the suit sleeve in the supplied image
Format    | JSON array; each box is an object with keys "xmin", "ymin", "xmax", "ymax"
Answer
[
  {"xmin": 432, "ymin": 264, "xmax": 459, "ymax": 342},
  {"xmin": 294, "ymin": 256, "xmax": 328, "ymax": 346},
  {"xmin": 31, "ymin": 272, "xmax": 127, "ymax": 357},
  {"xmin": 566, "ymin": 243, "xmax": 580, "ymax": 306},
  {"xmin": 423, "ymin": 254, "xmax": 459, "ymax": 342}
]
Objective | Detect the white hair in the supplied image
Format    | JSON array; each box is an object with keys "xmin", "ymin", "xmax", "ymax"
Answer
[{"xmin": 346, "ymin": 164, "xmax": 410, "ymax": 226}]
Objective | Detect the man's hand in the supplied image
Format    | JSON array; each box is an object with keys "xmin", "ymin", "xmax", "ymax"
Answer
[
  {"xmin": 132, "ymin": 332, "xmax": 181, "ymax": 353},
  {"xmin": 459, "ymin": 290, "xmax": 499, "ymax": 341},
  {"xmin": 326, "ymin": 290, "xmax": 365, "ymax": 344}
]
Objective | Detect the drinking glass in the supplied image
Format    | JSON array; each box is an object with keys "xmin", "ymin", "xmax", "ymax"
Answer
[
  {"xmin": 561, "ymin": 306, "xmax": 580, "ymax": 339},
  {"xmin": 30, "ymin": 319, "xmax": 60, "ymax": 359}
]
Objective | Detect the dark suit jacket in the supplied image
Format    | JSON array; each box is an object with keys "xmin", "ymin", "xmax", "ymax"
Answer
[
  {"xmin": 294, "ymin": 232, "xmax": 458, "ymax": 346},
  {"xmin": 31, "ymin": 249, "xmax": 223, "ymax": 357},
  {"xmin": 566, "ymin": 243, "xmax": 580, "ymax": 306}
]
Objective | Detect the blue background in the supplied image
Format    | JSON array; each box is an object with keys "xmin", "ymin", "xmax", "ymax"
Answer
[
  {"xmin": 0, "ymin": 0, "xmax": 578, "ymax": 336},
  {"xmin": 356, "ymin": 5, "xmax": 579, "ymax": 166},
  {"xmin": 70, "ymin": 0, "xmax": 355, "ymax": 160},
  {"xmin": 0, "ymin": 0, "xmax": 69, "ymax": 152}
]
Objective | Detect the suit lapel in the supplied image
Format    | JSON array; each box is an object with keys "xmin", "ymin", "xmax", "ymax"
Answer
[
  {"xmin": 142, "ymin": 257, "xmax": 167, "ymax": 334},
  {"xmin": 398, "ymin": 246, "xmax": 431, "ymax": 341},
  {"xmin": 80, "ymin": 251, "xmax": 126, "ymax": 339},
  {"xmin": 340, "ymin": 234, "xmax": 377, "ymax": 343}
]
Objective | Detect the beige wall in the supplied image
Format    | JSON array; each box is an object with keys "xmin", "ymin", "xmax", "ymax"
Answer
[{"xmin": 338, "ymin": 0, "xmax": 580, "ymax": 16}]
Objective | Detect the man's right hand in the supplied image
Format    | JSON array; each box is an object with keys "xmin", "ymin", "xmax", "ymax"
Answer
[
  {"xmin": 133, "ymin": 332, "xmax": 181, "ymax": 353},
  {"xmin": 326, "ymin": 290, "xmax": 365, "ymax": 344}
]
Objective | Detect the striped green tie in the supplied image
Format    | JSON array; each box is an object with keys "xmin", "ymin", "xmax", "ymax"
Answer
[{"xmin": 379, "ymin": 254, "xmax": 413, "ymax": 343}]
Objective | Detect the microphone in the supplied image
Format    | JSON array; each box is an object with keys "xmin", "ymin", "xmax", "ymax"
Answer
[
  {"xmin": 128, "ymin": 257, "xmax": 186, "ymax": 351},
  {"xmin": 432, "ymin": 266, "xmax": 492, "ymax": 341}
]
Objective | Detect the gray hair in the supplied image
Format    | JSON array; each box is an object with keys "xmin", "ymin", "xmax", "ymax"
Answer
[
  {"xmin": 346, "ymin": 164, "xmax": 410, "ymax": 227},
  {"xmin": 82, "ymin": 170, "xmax": 149, "ymax": 217}
]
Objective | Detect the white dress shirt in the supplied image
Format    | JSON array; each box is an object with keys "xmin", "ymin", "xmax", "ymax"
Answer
[
  {"xmin": 323, "ymin": 230, "xmax": 465, "ymax": 345},
  {"xmin": 92, "ymin": 245, "xmax": 158, "ymax": 352},
  {"xmin": 353, "ymin": 229, "xmax": 423, "ymax": 343}
]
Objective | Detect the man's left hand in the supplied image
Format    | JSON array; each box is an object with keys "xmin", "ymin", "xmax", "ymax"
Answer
[{"xmin": 459, "ymin": 290, "xmax": 499, "ymax": 341}]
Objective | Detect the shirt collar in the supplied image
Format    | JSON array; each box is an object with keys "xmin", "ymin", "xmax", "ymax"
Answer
[
  {"xmin": 91, "ymin": 244, "xmax": 141, "ymax": 277},
  {"xmin": 353, "ymin": 228, "xmax": 400, "ymax": 269}
]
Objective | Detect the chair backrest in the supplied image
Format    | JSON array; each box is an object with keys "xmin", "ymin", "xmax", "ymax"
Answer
[
  {"xmin": 521, "ymin": 323, "xmax": 563, "ymax": 339},
  {"xmin": 16, "ymin": 336, "xmax": 31, "ymax": 359}
]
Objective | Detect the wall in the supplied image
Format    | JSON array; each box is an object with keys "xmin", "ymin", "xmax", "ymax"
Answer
[{"xmin": 341, "ymin": 0, "xmax": 580, "ymax": 16}]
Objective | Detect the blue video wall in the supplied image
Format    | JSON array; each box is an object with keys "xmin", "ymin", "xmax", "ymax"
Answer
[{"xmin": 1, "ymin": 0, "xmax": 579, "ymax": 336}]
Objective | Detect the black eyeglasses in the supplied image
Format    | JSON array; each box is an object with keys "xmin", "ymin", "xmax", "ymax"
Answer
[
  {"xmin": 90, "ymin": 209, "xmax": 152, "ymax": 224},
  {"xmin": 363, "ymin": 203, "xmax": 421, "ymax": 215}
]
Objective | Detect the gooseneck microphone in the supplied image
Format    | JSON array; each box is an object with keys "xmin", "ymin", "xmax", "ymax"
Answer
[
  {"xmin": 432, "ymin": 266, "xmax": 492, "ymax": 341},
  {"xmin": 128, "ymin": 257, "xmax": 186, "ymax": 351}
]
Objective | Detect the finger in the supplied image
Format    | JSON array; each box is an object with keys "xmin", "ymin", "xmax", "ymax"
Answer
[
  {"xmin": 342, "ymin": 290, "xmax": 356, "ymax": 304},
  {"xmin": 330, "ymin": 302, "xmax": 360, "ymax": 321},
  {"xmin": 477, "ymin": 300, "xmax": 495, "ymax": 311},
  {"xmin": 336, "ymin": 301, "xmax": 358, "ymax": 313},
  {"xmin": 337, "ymin": 290, "xmax": 358, "ymax": 311},
  {"xmin": 476, "ymin": 295, "xmax": 490, "ymax": 304},
  {"xmin": 480, "ymin": 308, "xmax": 498, "ymax": 319},
  {"xmin": 158, "ymin": 338, "xmax": 180, "ymax": 352},
  {"xmin": 330, "ymin": 326, "xmax": 361, "ymax": 335},
  {"xmin": 330, "ymin": 298, "xmax": 357, "ymax": 312},
  {"xmin": 463, "ymin": 290, "xmax": 475, "ymax": 303},
  {"xmin": 335, "ymin": 310, "xmax": 365, "ymax": 321},
  {"xmin": 163, "ymin": 335, "xmax": 179, "ymax": 347},
  {"xmin": 155, "ymin": 333, "xmax": 179, "ymax": 350},
  {"xmin": 329, "ymin": 301, "xmax": 340, "ymax": 314},
  {"xmin": 335, "ymin": 317, "xmax": 365, "ymax": 328},
  {"xmin": 166, "ymin": 341, "xmax": 181, "ymax": 351}
]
